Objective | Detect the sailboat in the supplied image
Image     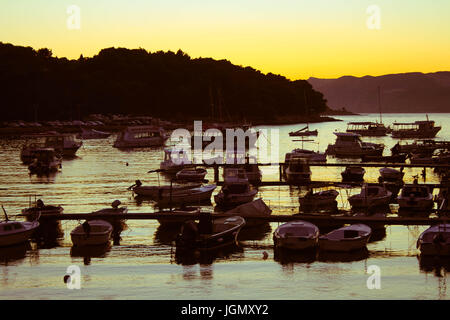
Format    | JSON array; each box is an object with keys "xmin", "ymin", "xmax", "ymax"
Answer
[{"xmin": 289, "ymin": 124, "xmax": 318, "ymax": 137}]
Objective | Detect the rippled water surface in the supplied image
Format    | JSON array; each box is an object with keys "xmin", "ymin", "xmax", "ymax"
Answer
[{"xmin": 0, "ymin": 113, "xmax": 449, "ymax": 299}]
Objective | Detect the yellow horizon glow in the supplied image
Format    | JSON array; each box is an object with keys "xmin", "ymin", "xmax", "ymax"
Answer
[{"xmin": 1, "ymin": 0, "xmax": 450, "ymax": 80}]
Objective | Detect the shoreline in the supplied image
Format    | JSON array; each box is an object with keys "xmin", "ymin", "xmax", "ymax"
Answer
[{"xmin": 0, "ymin": 115, "xmax": 342, "ymax": 137}]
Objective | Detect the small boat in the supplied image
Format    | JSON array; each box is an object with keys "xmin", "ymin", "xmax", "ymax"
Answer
[
  {"xmin": 299, "ymin": 189, "xmax": 339, "ymax": 212},
  {"xmin": 391, "ymin": 118, "xmax": 441, "ymax": 139},
  {"xmin": 319, "ymin": 224, "xmax": 372, "ymax": 252},
  {"xmin": 379, "ymin": 167, "xmax": 404, "ymax": 182},
  {"xmin": 176, "ymin": 215, "xmax": 245, "ymax": 250},
  {"xmin": 21, "ymin": 199, "xmax": 63, "ymax": 221},
  {"xmin": 289, "ymin": 125, "xmax": 318, "ymax": 137},
  {"xmin": 157, "ymin": 184, "xmax": 217, "ymax": 207},
  {"xmin": 176, "ymin": 167, "xmax": 207, "ymax": 182},
  {"xmin": 70, "ymin": 220, "xmax": 113, "ymax": 246},
  {"xmin": 409, "ymin": 153, "xmax": 435, "ymax": 165},
  {"xmin": 346, "ymin": 122, "xmax": 388, "ymax": 137},
  {"xmin": 273, "ymin": 221, "xmax": 319, "ymax": 250},
  {"xmin": 113, "ymin": 125, "xmax": 167, "ymax": 148},
  {"xmin": 223, "ymin": 198, "xmax": 272, "ymax": 227},
  {"xmin": 76, "ymin": 128, "xmax": 111, "ymax": 140},
  {"xmin": 348, "ymin": 184, "xmax": 392, "ymax": 209},
  {"xmin": 341, "ymin": 166, "xmax": 365, "ymax": 182},
  {"xmin": 156, "ymin": 207, "xmax": 201, "ymax": 226},
  {"xmin": 160, "ymin": 149, "xmax": 192, "ymax": 174},
  {"xmin": 129, "ymin": 180, "xmax": 201, "ymax": 198},
  {"xmin": 326, "ymin": 132, "xmax": 384, "ymax": 158},
  {"xmin": 28, "ymin": 148, "xmax": 62, "ymax": 175},
  {"xmin": 21, "ymin": 132, "xmax": 82, "ymax": 160},
  {"xmin": 417, "ymin": 224, "xmax": 450, "ymax": 256},
  {"xmin": 0, "ymin": 209, "xmax": 39, "ymax": 247},
  {"xmin": 285, "ymin": 157, "xmax": 312, "ymax": 185},
  {"xmin": 397, "ymin": 184, "xmax": 434, "ymax": 211},
  {"xmin": 90, "ymin": 200, "xmax": 128, "ymax": 225},
  {"xmin": 391, "ymin": 139, "xmax": 450, "ymax": 155},
  {"xmin": 214, "ymin": 168, "xmax": 257, "ymax": 207},
  {"xmin": 285, "ymin": 149, "xmax": 327, "ymax": 164}
]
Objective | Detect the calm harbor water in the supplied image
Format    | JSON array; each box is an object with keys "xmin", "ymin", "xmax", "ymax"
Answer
[{"xmin": 0, "ymin": 113, "xmax": 449, "ymax": 300}]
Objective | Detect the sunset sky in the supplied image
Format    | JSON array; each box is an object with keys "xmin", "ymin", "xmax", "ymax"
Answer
[{"xmin": 1, "ymin": 0, "xmax": 450, "ymax": 80}]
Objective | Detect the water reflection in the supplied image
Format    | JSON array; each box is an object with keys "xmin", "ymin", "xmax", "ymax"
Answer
[
  {"xmin": 317, "ymin": 248, "xmax": 369, "ymax": 263},
  {"xmin": 70, "ymin": 243, "xmax": 112, "ymax": 265},
  {"xmin": 174, "ymin": 244, "xmax": 244, "ymax": 266},
  {"xmin": 418, "ymin": 254, "xmax": 450, "ymax": 276},
  {"xmin": 274, "ymin": 247, "xmax": 317, "ymax": 265},
  {"xmin": 0, "ymin": 242, "xmax": 30, "ymax": 265}
]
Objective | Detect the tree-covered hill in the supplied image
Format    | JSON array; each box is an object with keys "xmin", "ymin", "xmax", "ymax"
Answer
[{"xmin": 0, "ymin": 42, "xmax": 328, "ymax": 122}]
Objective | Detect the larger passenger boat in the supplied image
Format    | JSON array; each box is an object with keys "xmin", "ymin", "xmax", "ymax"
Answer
[
  {"xmin": 113, "ymin": 126, "xmax": 168, "ymax": 148},
  {"xmin": 21, "ymin": 132, "xmax": 82, "ymax": 161},
  {"xmin": 346, "ymin": 122, "xmax": 388, "ymax": 136},
  {"xmin": 326, "ymin": 132, "xmax": 384, "ymax": 157},
  {"xmin": 391, "ymin": 118, "xmax": 441, "ymax": 139}
]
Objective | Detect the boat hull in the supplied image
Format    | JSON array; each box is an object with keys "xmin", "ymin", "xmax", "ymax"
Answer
[
  {"xmin": 319, "ymin": 236, "xmax": 370, "ymax": 252},
  {"xmin": 274, "ymin": 236, "xmax": 317, "ymax": 250},
  {"xmin": 0, "ymin": 229, "xmax": 36, "ymax": 247}
]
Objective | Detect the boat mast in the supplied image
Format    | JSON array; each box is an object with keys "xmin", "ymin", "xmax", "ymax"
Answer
[{"xmin": 378, "ymin": 86, "xmax": 382, "ymax": 124}]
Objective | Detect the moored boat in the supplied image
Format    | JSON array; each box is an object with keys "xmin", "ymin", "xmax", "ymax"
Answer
[
  {"xmin": 379, "ymin": 167, "xmax": 404, "ymax": 182},
  {"xmin": 417, "ymin": 224, "xmax": 450, "ymax": 256},
  {"xmin": 285, "ymin": 157, "xmax": 312, "ymax": 185},
  {"xmin": 223, "ymin": 198, "xmax": 272, "ymax": 227},
  {"xmin": 391, "ymin": 118, "xmax": 441, "ymax": 139},
  {"xmin": 157, "ymin": 184, "xmax": 217, "ymax": 207},
  {"xmin": 214, "ymin": 168, "xmax": 257, "ymax": 207},
  {"xmin": 273, "ymin": 221, "xmax": 319, "ymax": 250},
  {"xmin": 319, "ymin": 224, "xmax": 372, "ymax": 252},
  {"xmin": 348, "ymin": 184, "xmax": 392, "ymax": 209},
  {"xmin": 129, "ymin": 180, "xmax": 202, "ymax": 198},
  {"xmin": 28, "ymin": 148, "xmax": 62, "ymax": 175},
  {"xmin": 0, "ymin": 217, "xmax": 39, "ymax": 247},
  {"xmin": 326, "ymin": 132, "xmax": 384, "ymax": 158},
  {"xmin": 21, "ymin": 199, "xmax": 63, "ymax": 221},
  {"xmin": 176, "ymin": 215, "xmax": 245, "ymax": 250},
  {"xmin": 70, "ymin": 220, "xmax": 113, "ymax": 246},
  {"xmin": 397, "ymin": 184, "xmax": 434, "ymax": 211},
  {"xmin": 299, "ymin": 189, "xmax": 339, "ymax": 212},
  {"xmin": 346, "ymin": 122, "xmax": 388, "ymax": 136},
  {"xmin": 341, "ymin": 166, "xmax": 365, "ymax": 182},
  {"xmin": 113, "ymin": 125, "xmax": 167, "ymax": 148},
  {"xmin": 176, "ymin": 167, "xmax": 207, "ymax": 182}
]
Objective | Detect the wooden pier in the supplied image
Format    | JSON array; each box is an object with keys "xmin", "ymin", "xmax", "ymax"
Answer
[{"xmin": 37, "ymin": 211, "xmax": 450, "ymax": 226}]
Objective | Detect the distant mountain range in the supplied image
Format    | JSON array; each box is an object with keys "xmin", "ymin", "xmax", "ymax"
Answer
[{"xmin": 308, "ymin": 72, "xmax": 450, "ymax": 113}]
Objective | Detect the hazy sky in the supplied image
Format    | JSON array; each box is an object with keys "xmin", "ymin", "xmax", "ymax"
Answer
[{"xmin": 1, "ymin": 0, "xmax": 450, "ymax": 79}]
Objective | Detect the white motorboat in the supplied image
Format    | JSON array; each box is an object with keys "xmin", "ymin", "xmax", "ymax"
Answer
[
  {"xmin": 42, "ymin": 132, "xmax": 83, "ymax": 157},
  {"xmin": 417, "ymin": 224, "xmax": 450, "ymax": 256},
  {"xmin": 176, "ymin": 167, "xmax": 207, "ymax": 182},
  {"xmin": 214, "ymin": 168, "xmax": 257, "ymax": 207},
  {"xmin": 348, "ymin": 184, "xmax": 392, "ymax": 209},
  {"xmin": 273, "ymin": 221, "xmax": 319, "ymax": 250},
  {"xmin": 129, "ymin": 180, "xmax": 201, "ymax": 198},
  {"xmin": 223, "ymin": 198, "xmax": 272, "ymax": 227},
  {"xmin": 0, "ymin": 218, "xmax": 39, "ymax": 247},
  {"xmin": 379, "ymin": 167, "xmax": 405, "ymax": 181},
  {"xmin": 299, "ymin": 189, "xmax": 339, "ymax": 212},
  {"xmin": 391, "ymin": 119, "xmax": 441, "ymax": 139},
  {"xmin": 156, "ymin": 184, "xmax": 217, "ymax": 207},
  {"xmin": 76, "ymin": 128, "xmax": 111, "ymax": 140},
  {"xmin": 319, "ymin": 224, "xmax": 372, "ymax": 252},
  {"xmin": 397, "ymin": 184, "xmax": 434, "ymax": 211},
  {"xmin": 28, "ymin": 148, "xmax": 62, "ymax": 175},
  {"xmin": 285, "ymin": 157, "xmax": 312, "ymax": 185},
  {"xmin": 326, "ymin": 132, "xmax": 384, "ymax": 157},
  {"xmin": 113, "ymin": 125, "xmax": 167, "ymax": 148},
  {"xmin": 160, "ymin": 148, "xmax": 192, "ymax": 173},
  {"xmin": 70, "ymin": 220, "xmax": 113, "ymax": 246},
  {"xmin": 341, "ymin": 166, "xmax": 366, "ymax": 182}
]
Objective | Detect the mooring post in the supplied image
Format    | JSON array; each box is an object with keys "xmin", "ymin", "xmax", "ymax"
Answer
[
  {"xmin": 279, "ymin": 164, "xmax": 282, "ymax": 182},
  {"xmin": 214, "ymin": 164, "xmax": 219, "ymax": 183}
]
